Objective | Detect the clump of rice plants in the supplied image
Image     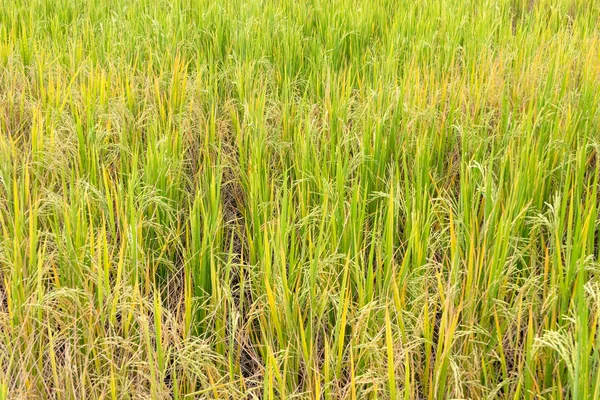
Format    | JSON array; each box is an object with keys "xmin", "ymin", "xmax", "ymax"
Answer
[{"xmin": 1, "ymin": 0, "xmax": 600, "ymax": 398}]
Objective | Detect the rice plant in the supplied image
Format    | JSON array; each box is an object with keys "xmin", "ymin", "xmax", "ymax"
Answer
[{"xmin": 0, "ymin": 0, "xmax": 599, "ymax": 398}]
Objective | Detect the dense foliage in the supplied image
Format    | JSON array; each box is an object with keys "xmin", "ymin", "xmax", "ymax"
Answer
[{"xmin": 1, "ymin": 0, "xmax": 600, "ymax": 398}]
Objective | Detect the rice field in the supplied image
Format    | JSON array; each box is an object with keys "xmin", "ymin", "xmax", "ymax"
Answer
[{"xmin": 1, "ymin": 0, "xmax": 600, "ymax": 398}]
